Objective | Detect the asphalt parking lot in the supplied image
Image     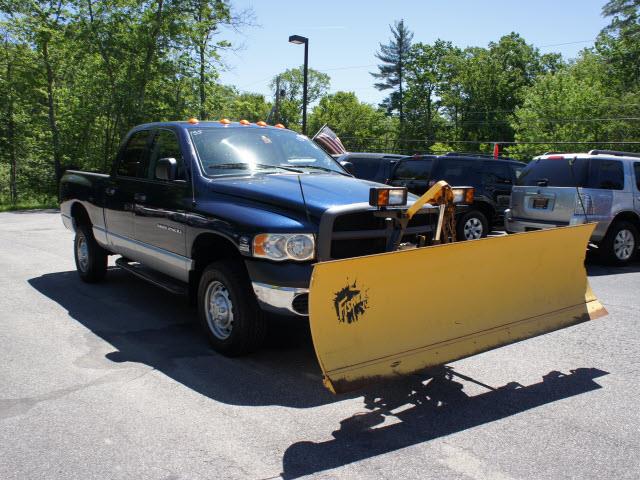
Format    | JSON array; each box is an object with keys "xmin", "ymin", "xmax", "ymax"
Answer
[{"xmin": 1, "ymin": 210, "xmax": 639, "ymax": 480}]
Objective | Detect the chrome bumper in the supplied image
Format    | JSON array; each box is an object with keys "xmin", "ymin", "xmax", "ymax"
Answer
[{"xmin": 252, "ymin": 282, "xmax": 309, "ymax": 316}]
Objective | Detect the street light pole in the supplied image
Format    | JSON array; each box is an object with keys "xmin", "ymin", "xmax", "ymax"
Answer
[{"xmin": 288, "ymin": 34, "xmax": 309, "ymax": 135}]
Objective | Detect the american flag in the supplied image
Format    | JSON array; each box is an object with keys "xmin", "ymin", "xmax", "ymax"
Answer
[{"xmin": 312, "ymin": 125, "xmax": 347, "ymax": 156}]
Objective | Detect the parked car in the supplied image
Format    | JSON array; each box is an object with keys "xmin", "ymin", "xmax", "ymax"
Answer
[
  {"xmin": 335, "ymin": 152, "xmax": 405, "ymax": 183},
  {"xmin": 60, "ymin": 121, "xmax": 442, "ymax": 356},
  {"xmin": 388, "ymin": 153, "xmax": 526, "ymax": 240},
  {"xmin": 505, "ymin": 150, "xmax": 640, "ymax": 265}
]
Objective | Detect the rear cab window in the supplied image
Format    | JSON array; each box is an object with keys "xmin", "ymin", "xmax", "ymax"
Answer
[
  {"xmin": 635, "ymin": 163, "xmax": 640, "ymax": 190},
  {"xmin": 117, "ymin": 130, "xmax": 153, "ymax": 178}
]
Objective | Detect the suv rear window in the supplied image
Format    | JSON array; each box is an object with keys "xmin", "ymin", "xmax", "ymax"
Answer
[
  {"xmin": 517, "ymin": 158, "xmax": 588, "ymax": 187},
  {"xmin": 517, "ymin": 157, "xmax": 624, "ymax": 189},
  {"xmin": 392, "ymin": 159, "xmax": 433, "ymax": 180}
]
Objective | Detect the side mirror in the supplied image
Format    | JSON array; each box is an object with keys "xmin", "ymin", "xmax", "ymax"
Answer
[
  {"xmin": 155, "ymin": 157, "xmax": 178, "ymax": 181},
  {"xmin": 340, "ymin": 161, "xmax": 355, "ymax": 175}
]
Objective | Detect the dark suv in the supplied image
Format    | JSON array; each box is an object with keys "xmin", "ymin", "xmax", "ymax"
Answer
[{"xmin": 388, "ymin": 153, "xmax": 526, "ymax": 240}]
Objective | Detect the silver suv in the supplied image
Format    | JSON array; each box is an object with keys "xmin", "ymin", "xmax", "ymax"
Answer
[{"xmin": 505, "ymin": 150, "xmax": 640, "ymax": 265}]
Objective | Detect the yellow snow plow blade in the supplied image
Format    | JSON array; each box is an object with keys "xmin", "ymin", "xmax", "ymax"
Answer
[{"xmin": 309, "ymin": 224, "xmax": 606, "ymax": 394}]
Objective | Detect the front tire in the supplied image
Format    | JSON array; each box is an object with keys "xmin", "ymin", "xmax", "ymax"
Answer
[
  {"xmin": 599, "ymin": 220, "xmax": 638, "ymax": 266},
  {"xmin": 74, "ymin": 224, "xmax": 108, "ymax": 283},
  {"xmin": 197, "ymin": 260, "xmax": 266, "ymax": 356},
  {"xmin": 457, "ymin": 210, "xmax": 489, "ymax": 241}
]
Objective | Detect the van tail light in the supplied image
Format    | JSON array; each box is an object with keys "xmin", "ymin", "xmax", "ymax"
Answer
[{"xmin": 574, "ymin": 193, "xmax": 594, "ymax": 215}]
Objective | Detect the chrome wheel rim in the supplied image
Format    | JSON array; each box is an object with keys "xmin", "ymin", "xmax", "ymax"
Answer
[
  {"xmin": 205, "ymin": 281, "xmax": 234, "ymax": 340},
  {"xmin": 614, "ymin": 229, "xmax": 634, "ymax": 261},
  {"xmin": 464, "ymin": 217, "xmax": 483, "ymax": 240},
  {"xmin": 77, "ymin": 235, "xmax": 89, "ymax": 272}
]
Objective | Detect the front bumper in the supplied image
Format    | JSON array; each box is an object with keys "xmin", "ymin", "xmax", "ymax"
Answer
[
  {"xmin": 244, "ymin": 259, "xmax": 311, "ymax": 316},
  {"xmin": 504, "ymin": 209, "xmax": 607, "ymax": 242},
  {"xmin": 252, "ymin": 282, "xmax": 309, "ymax": 316}
]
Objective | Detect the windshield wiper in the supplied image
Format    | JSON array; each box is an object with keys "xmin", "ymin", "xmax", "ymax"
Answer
[
  {"xmin": 208, "ymin": 162, "xmax": 303, "ymax": 173},
  {"xmin": 291, "ymin": 165, "xmax": 345, "ymax": 174}
]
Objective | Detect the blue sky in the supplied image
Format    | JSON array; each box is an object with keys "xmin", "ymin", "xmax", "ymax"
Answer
[{"xmin": 218, "ymin": 0, "xmax": 610, "ymax": 106}]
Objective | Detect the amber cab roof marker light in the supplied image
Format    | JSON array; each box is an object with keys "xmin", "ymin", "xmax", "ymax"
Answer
[
  {"xmin": 239, "ymin": 119, "xmax": 250, "ymax": 125},
  {"xmin": 219, "ymin": 118, "xmax": 231, "ymax": 125},
  {"xmin": 256, "ymin": 121, "xmax": 267, "ymax": 127},
  {"xmin": 275, "ymin": 123, "xmax": 285, "ymax": 129},
  {"xmin": 187, "ymin": 117, "xmax": 199, "ymax": 124}
]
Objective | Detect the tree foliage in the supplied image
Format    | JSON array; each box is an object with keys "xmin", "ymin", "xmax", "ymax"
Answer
[
  {"xmin": 269, "ymin": 66, "xmax": 330, "ymax": 131},
  {"xmin": 371, "ymin": 19, "xmax": 413, "ymax": 127},
  {"xmin": 308, "ymin": 91, "xmax": 395, "ymax": 150}
]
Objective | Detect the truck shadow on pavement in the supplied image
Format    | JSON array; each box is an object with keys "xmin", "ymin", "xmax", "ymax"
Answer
[
  {"xmin": 30, "ymin": 269, "xmax": 608, "ymax": 476},
  {"xmin": 280, "ymin": 367, "xmax": 608, "ymax": 479},
  {"xmin": 28, "ymin": 268, "xmax": 347, "ymax": 408}
]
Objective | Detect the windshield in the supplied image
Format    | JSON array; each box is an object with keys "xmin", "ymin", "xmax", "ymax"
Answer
[
  {"xmin": 517, "ymin": 158, "xmax": 588, "ymax": 187},
  {"xmin": 189, "ymin": 127, "xmax": 345, "ymax": 176}
]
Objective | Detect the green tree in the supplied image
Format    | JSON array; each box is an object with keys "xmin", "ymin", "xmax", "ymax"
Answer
[
  {"xmin": 371, "ymin": 19, "xmax": 413, "ymax": 128},
  {"xmin": 308, "ymin": 91, "xmax": 395, "ymax": 151},
  {"xmin": 511, "ymin": 51, "xmax": 639, "ymax": 158},
  {"xmin": 269, "ymin": 67, "xmax": 330, "ymax": 130},
  {"xmin": 403, "ymin": 40, "xmax": 458, "ymax": 147},
  {"xmin": 597, "ymin": 0, "xmax": 640, "ymax": 89}
]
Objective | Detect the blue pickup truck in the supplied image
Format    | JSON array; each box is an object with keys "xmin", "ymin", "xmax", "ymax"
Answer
[{"xmin": 60, "ymin": 120, "xmax": 438, "ymax": 355}]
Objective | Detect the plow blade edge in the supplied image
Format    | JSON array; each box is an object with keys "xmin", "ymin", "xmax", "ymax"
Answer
[{"xmin": 309, "ymin": 224, "xmax": 607, "ymax": 394}]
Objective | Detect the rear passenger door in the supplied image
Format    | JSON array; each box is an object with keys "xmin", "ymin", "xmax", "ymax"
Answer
[{"xmin": 104, "ymin": 129, "xmax": 153, "ymax": 256}]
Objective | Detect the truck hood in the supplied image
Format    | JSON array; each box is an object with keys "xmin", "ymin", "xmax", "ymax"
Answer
[{"xmin": 207, "ymin": 173, "xmax": 385, "ymax": 218}]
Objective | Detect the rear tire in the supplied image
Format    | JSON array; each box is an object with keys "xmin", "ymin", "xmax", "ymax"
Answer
[
  {"xmin": 197, "ymin": 260, "xmax": 266, "ymax": 356},
  {"xmin": 598, "ymin": 220, "xmax": 638, "ymax": 266},
  {"xmin": 457, "ymin": 210, "xmax": 489, "ymax": 241},
  {"xmin": 74, "ymin": 224, "xmax": 108, "ymax": 283}
]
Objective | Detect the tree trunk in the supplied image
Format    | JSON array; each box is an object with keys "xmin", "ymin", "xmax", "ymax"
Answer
[
  {"xmin": 42, "ymin": 37, "xmax": 63, "ymax": 183},
  {"xmin": 137, "ymin": 0, "xmax": 165, "ymax": 123},
  {"xmin": 6, "ymin": 56, "xmax": 17, "ymax": 204},
  {"xmin": 199, "ymin": 43, "xmax": 206, "ymax": 119}
]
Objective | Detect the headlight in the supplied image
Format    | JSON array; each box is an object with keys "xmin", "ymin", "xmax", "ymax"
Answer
[
  {"xmin": 451, "ymin": 187, "xmax": 474, "ymax": 205},
  {"xmin": 253, "ymin": 233, "xmax": 315, "ymax": 261}
]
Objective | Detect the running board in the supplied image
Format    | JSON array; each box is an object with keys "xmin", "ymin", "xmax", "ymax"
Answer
[{"xmin": 115, "ymin": 257, "xmax": 188, "ymax": 295}]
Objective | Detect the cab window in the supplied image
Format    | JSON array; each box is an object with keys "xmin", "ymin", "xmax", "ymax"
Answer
[
  {"xmin": 117, "ymin": 130, "xmax": 152, "ymax": 178},
  {"xmin": 635, "ymin": 163, "xmax": 640, "ymax": 190},
  {"xmin": 149, "ymin": 129, "xmax": 185, "ymax": 181}
]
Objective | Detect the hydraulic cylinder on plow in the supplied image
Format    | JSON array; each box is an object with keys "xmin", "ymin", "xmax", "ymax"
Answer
[{"xmin": 308, "ymin": 181, "xmax": 607, "ymax": 394}]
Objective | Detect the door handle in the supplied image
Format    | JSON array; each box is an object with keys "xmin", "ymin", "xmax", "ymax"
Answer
[
  {"xmin": 105, "ymin": 187, "xmax": 116, "ymax": 196},
  {"xmin": 134, "ymin": 193, "xmax": 147, "ymax": 203}
]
